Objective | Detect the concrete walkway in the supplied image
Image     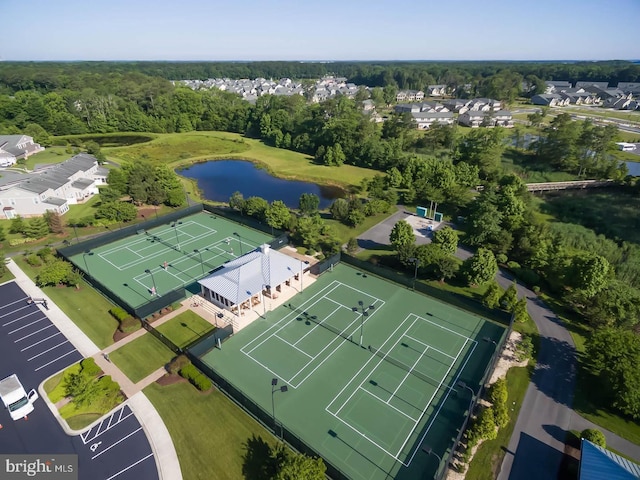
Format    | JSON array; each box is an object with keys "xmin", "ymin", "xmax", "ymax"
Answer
[{"xmin": 5, "ymin": 259, "xmax": 182, "ymax": 480}]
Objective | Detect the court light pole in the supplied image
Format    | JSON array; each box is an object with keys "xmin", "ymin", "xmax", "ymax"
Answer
[
  {"xmin": 233, "ymin": 232, "xmax": 242, "ymax": 255},
  {"xmin": 483, "ymin": 337, "xmax": 498, "ymax": 346},
  {"xmin": 352, "ymin": 301, "xmax": 375, "ymax": 348},
  {"xmin": 71, "ymin": 223, "xmax": 80, "ymax": 243},
  {"xmin": 172, "ymin": 221, "xmax": 182, "ymax": 250},
  {"xmin": 82, "ymin": 250, "xmax": 94, "ymax": 276},
  {"xmin": 409, "ymin": 257, "xmax": 420, "ymax": 290},
  {"xmin": 145, "ymin": 269, "xmax": 158, "ymax": 296},
  {"xmin": 457, "ymin": 381, "xmax": 477, "ymax": 415},
  {"xmin": 421, "ymin": 445, "xmax": 443, "ymax": 479},
  {"xmin": 271, "ymin": 378, "xmax": 288, "ymax": 439},
  {"xmin": 194, "ymin": 249, "xmax": 205, "ymax": 275}
]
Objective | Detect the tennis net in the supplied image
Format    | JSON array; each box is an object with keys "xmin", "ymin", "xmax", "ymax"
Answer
[
  {"xmin": 297, "ymin": 311, "xmax": 361, "ymax": 347},
  {"xmin": 368, "ymin": 345, "xmax": 441, "ymax": 387}
]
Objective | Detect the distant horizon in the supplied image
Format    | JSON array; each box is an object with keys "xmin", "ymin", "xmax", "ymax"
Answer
[
  {"xmin": 3, "ymin": 0, "xmax": 638, "ymax": 62},
  {"xmin": 1, "ymin": 59, "xmax": 639, "ymax": 64}
]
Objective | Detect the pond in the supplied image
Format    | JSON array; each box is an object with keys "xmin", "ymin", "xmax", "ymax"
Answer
[{"xmin": 177, "ymin": 160, "xmax": 344, "ymax": 209}]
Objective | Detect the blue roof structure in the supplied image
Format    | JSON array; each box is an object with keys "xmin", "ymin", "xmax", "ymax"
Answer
[{"xmin": 580, "ymin": 439, "xmax": 640, "ymax": 480}]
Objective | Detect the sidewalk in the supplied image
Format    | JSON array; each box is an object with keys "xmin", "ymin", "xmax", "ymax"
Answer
[{"xmin": 5, "ymin": 259, "xmax": 182, "ymax": 480}]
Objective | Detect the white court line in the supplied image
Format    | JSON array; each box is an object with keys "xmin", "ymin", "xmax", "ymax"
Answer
[
  {"xmin": 35, "ymin": 349, "xmax": 78, "ymax": 371},
  {"xmin": 14, "ymin": 324, "xmax": 54, "ymax": 342},
  {"xmin": 2, "ymin": 309, "xmax": 41, "ymax": 327},
  {"xmin": 27, "ymin": 340, "xmax": 70, "ymax": 361},
  {"xmin": 404, "ymin": 334, "xmax": 456, "ymax": 360},
  {"xmin": 91, "ymin": 427, "xmax": 143, "ymax": 459},
  {"xmin": 273, "ymin": 334, "xmax": 313, "ymax": 358},
  {"xmin": 105, "ymin": 453, "xmax": 154, "ymax": 480},
  {"xmin": 0, "ymin": 304, "xmax": 33, "ymax": 319},
  {"xmin": 358, "ymin": 386, "xmax": 419, "ymax": 422},
  {"xmin": 8, "ymin": 317, "xmax": 46, "ymax": 334},
  {"xmin": 20, "ymin": 332, "xmax": 62, "ymax": 351},
  {"xmin": 292, "ymin": 304, "xmax": 344, "ymax": 346},
  {"xmin": 388, "ymin": 345, "xmax": 431, "ymax": 402},
  {"xmin": 0, "ymin": 296, "xmax": 31, "ymax": 313},
  {"xmin": 124, "ymin": 246, "xmax": 144, "ymax": 259},
  {"xmin": 419, "ymin": 315, "xmax": 473, "ymax": 340}
]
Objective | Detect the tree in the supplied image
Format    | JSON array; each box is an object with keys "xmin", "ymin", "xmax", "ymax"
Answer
[
  {"xmin": 568, "ymin": 253, "xmax": 611, "ymax": 299},
  {"xmin": 346, "ymin": 237, "xmax": 359, "ymax": 254},
  {"xmin": 329, "ymin": 198, "xmax": 349, "ymax": 222},
  {"xmin": 581, "ymin": 429, "xmax": 606, "ymax": 448},
  {"xmin": 0, "ymin": 253, "xmax": 8, "ymax": 278},
  {"xmin": 265, "ymin": 200, "xmax": 291, "ymax": 231},
  {"xmin": 433, "ymin": 255, "xmax": 459, "ymax": 283},
  {"xmin": 293, "ymin": 215, "xmax": 324, "ymax": 250},
  {"xmin": 24, "ymin": 217, "xmax": 50, "ymax": 239},
  {"xmin": 43, "ymin": 210, "xmax": 64, "ymax": 234},
  {"xmin": 482, "ymin": 281, "xmax": 503, "ymax": 309},
  {"xmin": 229, "ymin": 191, "xmax": 245, "ymax": 212},
  {"xmin": 432, "ymin": 226, "xmax": 459, "ymax": 254},
  {"xmin": 274, "ymin": 446, "xmax": 326, "ymax": 480},
  {"xmin": 9, "ymin": 215, "xmax": 25, "ymax": 235},
  {"xmin": 461, "ymin": 248, "xmax": 498, "ymax": 286},
  {"xmin": 36, "ymin": 258, "xmax": 73, "ymax": 287},
  {"xmin": 500, "ymin": 283, "xmax": 518, "ymax": 311},
  {"xmin": 586, "ymin": 328, "xmax": 640, "ymax": 419},
  {"xmin": 513, "ymin": 297, "xmax": 530, "ymax": 323},
  {"xmin": 389, "ymin": 220, "xmax": 415, "ymax": 252},
  {"xmin": 299, "ymin": 193, "xmax": 320, "ymax": 216},
  {"xmin": 581, "ymin": 281, "xmax": 640, "ymax": 329},
  {"xmin": 243, "ymin": 196, "xmax": 269, "ymax": 219},
  {"xmin": 96, "ymin": 202, "xmax": 137, "ymax": 222},
  {"xmin": 0, "ymin": 224, "xmax": 5, "ymax": 243}
]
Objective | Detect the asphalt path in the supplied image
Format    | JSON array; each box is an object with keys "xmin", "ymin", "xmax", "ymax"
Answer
[{"xmin": 0, "ymin": 281, "xmax": 158, "ymax": 480}]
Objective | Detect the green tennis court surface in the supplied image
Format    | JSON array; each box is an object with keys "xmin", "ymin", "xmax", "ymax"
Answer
[
  {"xmin": 69, "ymin": 212, "xmax": 271, "ymax": 309},
  {"xmin": 198, "ymin": 263, "xmax": 505, "ymax": 479}
]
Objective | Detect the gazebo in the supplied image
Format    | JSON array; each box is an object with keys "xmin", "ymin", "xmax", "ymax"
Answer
[{"xmin": 198, "ymin": 244, "xmax": 305, "ymax": 317}]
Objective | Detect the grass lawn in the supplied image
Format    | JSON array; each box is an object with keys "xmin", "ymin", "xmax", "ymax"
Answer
[
  {"xmin": 323, "ymin": 209, "xmax": 397, "ymax": 245},
  {"xmin": 0, "ymin": 267, "xmax": 15, "ymax": 284},
  {"xmin": 156, "ymin": 311, "xmax": 215, "ymax": 348},
  {"xmin": 110, "ymin": 333, "xmax": 175, "ymax": 383},
  {"xmin": 22, "ymin": 147, "xmax": 72, "ymax": 170},
  {"xmin": 104, "ymin": 131, "xmax": 378, "ymax": 192},
  {"xmin": 13, "ymin": 256, "xmax": 119, "ymax": 348},
  {"xmin": 465, "ymin": 366, "xmax": 531, "ymax": 480},
  {"xmin": 44, "ymin": 363, "xmax": 82, "ymax": 403},
  {"xmin": 145, "ymin": 381, "xmax": 277, "ymax": 480}
]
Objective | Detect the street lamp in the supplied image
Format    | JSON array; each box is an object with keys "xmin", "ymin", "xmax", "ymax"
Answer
[
  {"xmin": 409, "ymin": 257, "xmax": 420, "ymax": 290},
  {"xmin": 172, "ymin": 221, "xmax": 182, "ymax": 250},
  {"xmin": 145, "ymin": 269, "xmax": 158, "ymax": 296},
  {"xmin": 71, "ymin": 223, "xmax": 80, "ymax": 243},
  {"xmin": 82, "ymin": 250, "xmax": 94, "ymax": 276},
  {"xmin": 233, "ymin": 232, "xmax": 242, "ymax": 255},
  {"xmin": 300, "ymin": 260, "xmax": 309, "ymax": 291},
  {"xmin": 457, "ymin": 381, "xmax": 477, "ymax": 415},
  {"xmin": 271, "ymin": 378, "xmax": 288, "ymax": 439},
  {"xmin": 352, "ymin": 301, "xmax": 375, "ymax": 347},
  {"xmin": 483, "ymin": 337, "xmax": 498, "ymax": 346},
  {"xmin": 194, "ymin": 249, "xmax": 205, "ymax": 275},
  {"xmin": 422, "ymin": 445, "xmax": 443, "ymax": 479}
]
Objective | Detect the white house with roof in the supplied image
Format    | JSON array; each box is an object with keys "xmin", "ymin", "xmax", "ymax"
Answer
[
  {"xmin": 0, "ymin": 135, "xmax": 45, "ymax": 167},
  {"xmin": 198, "ymin": 244, "xmax": 306, "ymax": 322},
  {"xmin": 0, "ymin": 153, "xmax": 104, "ymax": 218}
]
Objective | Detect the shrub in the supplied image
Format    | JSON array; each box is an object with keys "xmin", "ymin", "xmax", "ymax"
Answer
[
  {"xmin": 80, "ymin": 358, "xmax": 101, "ymax": 377},
  {"xmin": 118, "ymin": 316, "xmax": 140, "ymax": 333},
  {"xmin": 179, "ymin": 364, "xmax": 212, "ymax": 391},
  {"xmin": 346, "ymin": 237, "xmax": 359, "ymax": 254},
  {"xmin": 489, "ymin": 378, "xmax": 508, "ymax": 406},
  {"xmin": 515, "ymin": 335, "xmax": 534, "ymax": 362},
  {"xmin": 507, "ymin": 260, "xmax": 521, "ymax": 269},
  {"xmin": 9, "ymin": 238, "xmax": 37, "ymax": 246},
  {"xmin": 25, "ymin": 254, "xmax": 42, "ymax": 267},
  {"xmin": 109, "ymin": 307, "xmax": 129, "ymax": 322},
  {"xmin": 496, "ymin": 253, "xmax": 508, "ymax": 264},
  {"xmin": 493, "ymin": 402, "xmax": 510, "ymax": 428},
  {"xmin": 532, "ymin": 285, "xmax": 541, "ymax": 295},
  {"xmin": 37, "ymin": 247, "xmax": 53, "ymax": 259},
  {"xmin": 581, "ymin": 428, "xmax": 606, "ymax": 448},
  {"xmin": 468, "ymin": 407, "xmax": 498, "ymax": 444},
  {"xmin": 167, "ymin": 355, "xmax": 191, "ymax": 375}
]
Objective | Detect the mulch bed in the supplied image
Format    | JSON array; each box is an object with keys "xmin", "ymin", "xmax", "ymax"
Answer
[
  {"xmin": 155, "ymin": 373, "xmax": 187, "ymax": 386},
  {"xmin": 137, "ymin": 207, "xmax": 158, "ymax": 220},
  {"xmin": 113, "ymin": 329, "xmax": 132, "ymax": 343}
]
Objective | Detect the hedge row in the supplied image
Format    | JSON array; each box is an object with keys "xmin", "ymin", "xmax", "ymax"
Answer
[
  {"xmin": 179, "ymin": 364, "xmax": 212, "ymax": 391},
  {"xmin": 109, "ymin": 307, "xmax": 130, "ymax": 322}
]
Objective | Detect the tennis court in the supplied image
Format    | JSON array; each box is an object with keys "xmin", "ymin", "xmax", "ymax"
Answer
[
  {"xmin": 197, "ymin": 263, "xmax": 505, "ymax": 480},
  {"xmin": 68, "ymin": 212, "xmax": 272, "ymax": 310}
]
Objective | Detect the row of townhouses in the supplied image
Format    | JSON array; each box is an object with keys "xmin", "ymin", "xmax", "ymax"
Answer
[
  {"xmin": 0, "ymin": 152, "xmax": 108, "ymax": 219},
  {"xmin": 533, "ymin": 81, "xmax": 640, "ymax": 110},
  {"xmin": 393, "ymin": 98, "xmax": 513, "ymax": 129},
  {"xmin": 0, "ymin": 135, "xmax": 45, "ymax": 167}
]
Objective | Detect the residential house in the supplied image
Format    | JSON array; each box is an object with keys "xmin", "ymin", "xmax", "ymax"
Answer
[
  {"xmin": 458, "ymin": 111, "xmax": 488, "ymax": 128},
  {"xmin": 396, "ymin": 90, "xmax": 424, "ymax": 102},
  {"xmin": 560, "ymin": 91, "xmax": 600, "ymax": 105},
  {"xmin": 362, "ymin": 100, "xmax": 376, "ymax": 112},
  {"xmin": 411, "ymin": 111, "xmax": 455, "ymax": 129},
  {"xmin": 467, "ymin": 98, "xmax": 493, "ymax": 112},
  {"xmin": 617, "ymin": 82, "xmax": 640, "ymax": 95},
  {"xmin": 458, "ymin": 110, "xmax": 513, "ymax": 128},
  {"xmin": 604, "ymin": 96, "xmax": 637, "ymax": 110},
  {"xmin": 394, "ymin": 103, "xmax": 421, "ymax": 114},
  {"xmin": 427, "ymin": 85, "xmax": 447, "ymax": 96},
  {"xmin": 0, "ymin": 135, "xmax": 45, "ymax": 167},
  {"xmin": 531, "ymin": 94, "xmax": 570, "ymax": 107},
  {"xmin": 0, "ymin": 153, "xmax": 101, "ymax": 219},
  {"xmin": 575, "ymin": 81, "xmax": 609, "ymax": 90},
  {"xmin": 443, "ymin": 99, "xmax": 471, "ymax": 113},
  {"xmin": 545, "ymin": 81, "xmax": 572, "ymax": 93},
  {"xmin": 493, "ymin": 110, "xmax": 514, "ymax": 128}
]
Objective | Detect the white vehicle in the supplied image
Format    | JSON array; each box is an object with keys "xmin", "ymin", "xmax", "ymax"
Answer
[{"xmin": 0, "ymin": 374, "xmax": 38, "ymax": 421}]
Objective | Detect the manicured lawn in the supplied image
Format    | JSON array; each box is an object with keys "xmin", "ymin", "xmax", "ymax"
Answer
[
  {"xmin": 104, "ymin": 131, "xmax": 378, "ymax": 191},
  {"xmin": 465, "ymin": 366, "xmax": 531, "ymax": 480},
  {"xmin": 44, "ymin": 363, "xmax": 82, "ymax": 403},
  {"xmin": 324, "ymin": 209, "xmax": 397, "ymax": 244},
  {"xmin": 110, "ymin": 333, "xmax": 174, "ymax": 383},
  {"xmin": 145, "ymin": 381, "xmax": 277, "ymax": 480},
  {"xmin": 156, "ymin": 311, "xmax": 214, "ymax": 348},
  {"xmin": 22, "ymin": 146, "xmax": 71, "ymax": 170},
  {"xmin": 0, "ymin": 268, "xmax": 15, "ymax": 284},
  {"xmin": 13, "ymin": 256, "xmax": 119, "ymax": 348}
]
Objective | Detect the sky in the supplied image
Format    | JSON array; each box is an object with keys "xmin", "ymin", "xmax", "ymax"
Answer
[{"xmin": 3, "ymin": 0, "xmax": 640, "ymax": 62}]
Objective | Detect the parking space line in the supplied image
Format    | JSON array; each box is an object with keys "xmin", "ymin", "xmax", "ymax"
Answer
[
  {"xmin": 0, "ymin": 304, "xmax": 33, "ymax": 318},
  {"xmin": 0, "ymin": 296, "xmax": 31, "ymax": 313},
  {"xmin": 91, "ymin": 427, "xmax": 143, "ymax": 459},
  {"xmin": 27, "ymin": 340, "xmax": 70, "ymax": 361},
  {"xmin": 2, "ymin": 310, "xmax": 41, "ymax": 327},
  {"xmin": 20, "ymin": 332, "xmax": 62, "ymax": 351},
  {"xmin": 105, "ymin": 453, "xmax": 154, "ymax": 480},
  {"xmin": 14, "ymin": 324, "xmax": 54, "ymax": 342},
  {"xmin": 9, "ymin": 317, "xmax": 46, "ymax": 334},
  {"xmin": 82, "ymin": 409, "xmax": 134, "ymax": 444},
  {"xmin": 35, "ymin": 350, "xmax": 78, "ymax": 371}
]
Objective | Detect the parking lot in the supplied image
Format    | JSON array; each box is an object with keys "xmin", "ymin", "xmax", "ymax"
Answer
[{"xmin": 0, "ymin": 281, "xmax": 158, "ymax": 480}]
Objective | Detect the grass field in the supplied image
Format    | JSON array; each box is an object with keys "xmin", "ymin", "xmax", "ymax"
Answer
[
  {"xmin": 103, "ymin": 131, "xmax": 378, "ymax": 191},
  {"xmin": 13, "ymin": 256, "xmax": 119, "ymax": 348},
  {"xmin": 22, "ymin": 146, "xmax": 72, "ymax": 170},
  {"xmin": 110, "ymin": 333, "xmax": 175, "ymax": 383},
  {"xmin": 156, "ymin": 311, "xmax": 215, "ymax": 348},
  {"xmin": 145, "ymin": 381, "xmax": 277, "ymax": 480},
  {"xmin": 195, "ymin": 262, "xmax": 504, "ymax": 480}
]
